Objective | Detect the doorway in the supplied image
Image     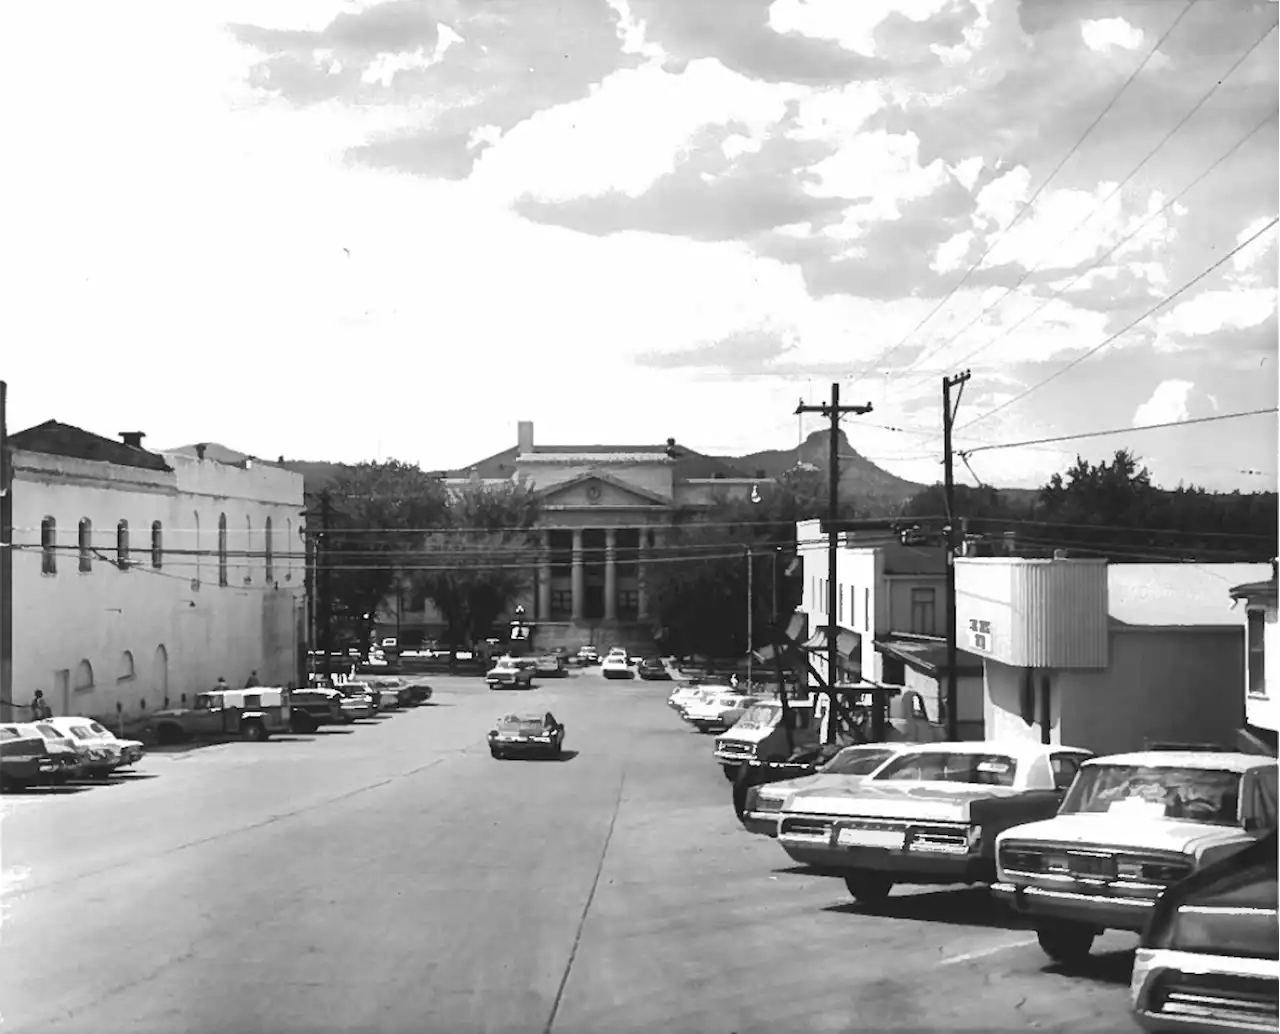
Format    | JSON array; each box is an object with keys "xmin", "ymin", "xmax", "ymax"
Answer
[{"xmin": 55, "ymin": 669, "xmax": 70, "ymax": 716}]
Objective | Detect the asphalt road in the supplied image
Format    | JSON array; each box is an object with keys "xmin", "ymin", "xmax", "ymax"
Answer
[{"xmin": 1, "ymin": 669, "xmax": 1138, "ymax": 1034}]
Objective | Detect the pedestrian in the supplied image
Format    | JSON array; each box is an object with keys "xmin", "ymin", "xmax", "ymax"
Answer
[
  {"xmin": 29, "ymin": 689, "xmax": 53, "ymax": 720},
  {"xmin": 245, "ymin": 670, "xmax": 261, "ymax": 688},
  {"xmin": 215, "ymin": 677, "xmax": 229, "ymax": 692}
]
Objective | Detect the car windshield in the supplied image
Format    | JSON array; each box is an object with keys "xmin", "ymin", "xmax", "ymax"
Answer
[
  {"xmin": 0, "ymin": 728, "xmax": 19, "ymax": 740},
  {"xmin": 67, "ymin": 727, "xmax": 95, "ymax": 741},
  {"xmin": 874, "ymin": 751, "xmax": 1018, "ymax": 787},
  {"xmin": 824, "ymin": 748, "xmax": 897, "ymax": 776},
  {"xmin": 35, "ymin": 724, "xmax": 62, "ymax": 741},
  {"xmin": 88, "ymin": 722, "xmax": 110, "ymax": 736},
  {"xmin": 499, "ymin": 717, "xmax": 547, "ymax": 732},
  {"xmin": 1060, "ymin": 764, "xmax": 1244, "ymax": 825}
]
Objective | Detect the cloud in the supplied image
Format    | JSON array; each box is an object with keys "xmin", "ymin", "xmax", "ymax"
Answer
[
  {"xmin": 1079, "ymin": 17, "xmax": 1144, "ymax": 53},
  {"xmin": 1133, "ymin": 380, "xmax": 1193, "ymax": 426}
]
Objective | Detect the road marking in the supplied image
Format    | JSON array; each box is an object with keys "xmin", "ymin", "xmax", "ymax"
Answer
[{"xmin": 939, "ymin": 938, "xmax": 1038, "ymax": 966}]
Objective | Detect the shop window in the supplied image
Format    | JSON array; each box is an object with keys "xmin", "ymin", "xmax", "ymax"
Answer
[
  {"xmin": 1247, "ymin": 609, "xmax": 1266, "ymax": 695},
  {"xmin": 41, "ymin": 517, "xmax": 56, "ymax": 574},
  {"xmin": 117, "ymin": 520, "xmax": 130, "ymax": 569},
  {"xmin": 151, "ymin": 521, "xmax": 163, "ymax": 568},
  {"xmin": 79, "ymin": 518, "xmax": 93, "ymax": 572},
  {"xmin": 910, "ymin": 588, "xmax": 937, "ymax": 635}
]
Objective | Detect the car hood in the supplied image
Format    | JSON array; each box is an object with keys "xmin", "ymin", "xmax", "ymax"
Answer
[
  {"xmin": 718, "ymin": 726, "xmax": 775, "ymax": 746},
  {"xmin": 784, "ymin": 781, "xmax": 1028, "ymax": 821},
  {"xmin": 996, "ymin": 813, "xmax": 1252, "ymax": 854}
]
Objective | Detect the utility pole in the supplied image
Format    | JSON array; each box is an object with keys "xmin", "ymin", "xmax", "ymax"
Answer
[
  {"xmin": 0, "ymin": 381, "xmax": 11, "ymax": 723},
  {"xmin": 746, "ymin": 546, "xmax": 754, "ymax": 687},
  {"xmin": 317, "ymin": 490, "xmax": 334, "ymax": 682},
  {"xmin": 943, "ymin": 370, "xmax": 971, "ymax": 742},
  {"xmin": 796, "ymin": 383, "xmax": 873, "ymax": 743}
]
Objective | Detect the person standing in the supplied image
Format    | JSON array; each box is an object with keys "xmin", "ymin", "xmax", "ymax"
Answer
[
  {"xmin": 245, "ymin": 671, "xmax": 261, "ymax": 688},
  {"xmin": 29, "ymin": 689, "xmax": 53, "ymax": 720}
]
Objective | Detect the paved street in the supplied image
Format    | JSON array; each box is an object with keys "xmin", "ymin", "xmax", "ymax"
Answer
[{"xmin": 2, "ymin": 670, "xmax": 1137, "ymax": 1034}]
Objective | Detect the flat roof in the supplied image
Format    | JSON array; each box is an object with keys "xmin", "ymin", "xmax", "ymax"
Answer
[{"xmin": 1086, "ymin": 751, "xmax": 1275, "ymax": 773}]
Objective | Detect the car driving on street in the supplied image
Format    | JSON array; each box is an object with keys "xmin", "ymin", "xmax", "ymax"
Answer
[
  {"xmin": 487, "ymin": 712, "xmax": 566, "ymax": 759},
  {"xmin": 486, "ymin": 657, "xmax": 534, "ymax": 690}
]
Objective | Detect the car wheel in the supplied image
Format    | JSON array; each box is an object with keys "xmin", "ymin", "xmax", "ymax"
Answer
[
  {"xmin": 732, "ymin": 765, "xmax": 763, "ymax": 821},
  {"xmin": 721, "ymin": 764, "xmax": 741, "ymax": 783},
  {"xmin": 1034, "ymin": 920, "xmax": 1097, "ymax": 965},
  {"xmin": 844, "ymin": 871, "xmax": 894, "ymax": 904},
  {"xmin": 242, "ymin": 722, "xmax": 269, "ymax": 743}
]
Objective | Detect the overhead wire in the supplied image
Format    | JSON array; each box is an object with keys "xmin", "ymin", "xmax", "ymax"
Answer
[
  {"xmin": 884, "ymin": 17, "xmax": 1279, "ymax": 399},
  {"xmin": 955, "ymin": 215, "xmax": 1280, "ymax": 433},
  {"xmin": 844, "ymin": 0, "xmax": 1200, "ymax": 389}
]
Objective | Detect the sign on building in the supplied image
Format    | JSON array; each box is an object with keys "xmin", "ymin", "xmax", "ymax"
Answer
[{"xmin": 968, "ymin": 618, "xmax": 994, "ymax": 654}]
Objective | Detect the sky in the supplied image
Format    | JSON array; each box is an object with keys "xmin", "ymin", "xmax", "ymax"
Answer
[{"xmin": 2, "ymin": 0, "xmax": 1277, "ymax": 491}]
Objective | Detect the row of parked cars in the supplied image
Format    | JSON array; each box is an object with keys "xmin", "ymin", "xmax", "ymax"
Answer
[
  {"xmin": 0, "ymin": 716, "xmax": 147, "ymax": 792},
  {"xmin": 486, "ymin": 647, "xmax": 674, "ymax": 687},
  {"xmin": 668, "ymin": 684, "xmax": 1279, "ymax": 1033}
]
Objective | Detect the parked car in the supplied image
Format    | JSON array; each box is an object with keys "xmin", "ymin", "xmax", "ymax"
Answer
[
  {"xmin": 487, "ymin": 657, "xmax": 534, "ymax": 690},
  {"xmin": 993, "ymin": 750, "xmax": 1279, "ymax": 965},
  {"xmin": 602, "ymin": 655, "xmax": 634, "ymax": 680},
  {"xmin": 1131, "ymin": 829, "xmax": 1278, "ymax": 1034},
  {"xmin": 331, "ymin": 684, "xmax": 378, "ymax": 721},
  {"xmin": 668, "ymin": 682, "xmax": 709, "ymax": 712},
  {"xmin": 31, "ymin": 721, "xmax": 111, "ymax": 778},
  {"xmin": 713, "ymin": 697, "xmax": 820, "ymax": 782},
  {"xmin": 287, "ymin": 687, "xmax": 346, "ymax": 732},
  {"xmin": 488, "ymin": 712, "xmax": 566, "ymax": 759},
  {"xmin": 638, "ymin": 658, "xmax": 671, "ymax": 681},
  {"xmin": 738, "ymin": 743, "xmax": 910, "ymax": 836},
  {"xmin": 0, "ymin": 723, "xmax": 80, "ymax": 790},
  {"xmin": 48, "ymin": 716, "xmax": 145, "ymax": 768},
  {"xmin": 144, "ymin": 688, "xmax": 292, "ymax": 743},
  {"xmin": 676, "ymin": 686, "xmax": 738, "ymax": 718},
  {"xmin": 534, "ymin": 654, "xmax": 568, "ymax": 678},
  {"xmin": 776, "ymin": 740, "xmax": 1094, "ymax": 904},
  {"xmin": 46, "ymin": 717, "xmax": 131, "ymax": 777},
  {"xmin": 684, "ymin": 694, "xmax": 761, "ymax": 733},
  {"xmin": 575, "ymin": 646, "xmax": 600, "ymax": 667}
]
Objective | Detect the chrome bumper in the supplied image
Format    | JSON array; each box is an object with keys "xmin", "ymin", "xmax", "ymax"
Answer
[
  {"xmin": 1131, "ymin": 947, "xmax": 1279, "ymax": 1034},
  {"xmin": 992, "ymin": 881, "xmax": 1154, "ymax": 932}
]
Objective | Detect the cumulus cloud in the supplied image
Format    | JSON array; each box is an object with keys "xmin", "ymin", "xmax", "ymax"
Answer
[
  {"xmin": 1079, "ymin": 17, "xmax": 1144, "ymax": 53},
  {"xmin": 1133, "ymin": 380, "xmax": 1194, "ymax": 426}
]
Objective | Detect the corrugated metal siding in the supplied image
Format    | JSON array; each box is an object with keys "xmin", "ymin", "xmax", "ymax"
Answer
[{"xmin": 1014, "ymin": 561, "xmax": 1109, "ymax": 668}]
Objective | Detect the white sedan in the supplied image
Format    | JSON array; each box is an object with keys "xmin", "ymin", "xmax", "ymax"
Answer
[
  {"xmin": 601, "ymin": 655, "xmax": 634, "ymax": 680},
  {"xmin": 48, "ymin": 716, "xmax": 144, "ymax": 769}
]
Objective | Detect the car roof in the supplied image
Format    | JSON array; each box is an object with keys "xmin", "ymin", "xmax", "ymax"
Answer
[
  {"xmin": 1085, "ymin": 751, "xmax": 1276, "ymax": 773},
  {"xmin": 891, "ymin": 740, "xmax": 1091, "ymax": 759},
  {"xmin": 499, "ymin": 713, "xmax": 550, "ymax": 723}
]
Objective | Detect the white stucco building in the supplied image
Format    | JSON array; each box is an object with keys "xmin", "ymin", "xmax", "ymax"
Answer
[
  {"xmin": 795, "ymin": 519, "xmax": 985, "ymax": 735},
  {"xmin": 1231, "ymin": 567, "xmax": 1278, "ymax": 752},
  {"xmin": 954, "ymin": 557, "xmax": 1274, "ymax": 757},
  {"xmin": 6, "ymin": 422, "xmax": 306, "ymax": 724}
]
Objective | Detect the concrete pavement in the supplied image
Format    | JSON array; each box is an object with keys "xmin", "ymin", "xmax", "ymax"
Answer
[{"xmin": 1, "ymin": 670, "xmax": 1136, "ymax": 1033}]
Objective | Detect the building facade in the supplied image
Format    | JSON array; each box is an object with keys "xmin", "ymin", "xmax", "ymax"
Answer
[
  {"xmin": 6, "ymin": 422, "xmax": 306, "ymax": 724},
  {"xmin": 795, "ymin": 519, "xmax": 984, "ymax": 734},
  {"xmin": 1231, "ymin": 568, "xmax": 1278, "ymax": 751},
  {"xmin": 427, "ymin": 421, "xmax": 762, "ymax": 648},
  {"xmin": 953, "ymin": 557, "xmax": 1274, "ymax": 757}
]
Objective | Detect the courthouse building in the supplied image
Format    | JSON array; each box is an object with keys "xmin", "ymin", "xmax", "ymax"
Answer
[{"xmin": 426, "ymin": 420, "xmax": 761, "ymax": 647}]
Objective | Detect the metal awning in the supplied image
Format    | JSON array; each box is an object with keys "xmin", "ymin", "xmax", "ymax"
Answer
[{"xmin": 802, "ymin": 627, "xmax": 861, "ymax": 659}]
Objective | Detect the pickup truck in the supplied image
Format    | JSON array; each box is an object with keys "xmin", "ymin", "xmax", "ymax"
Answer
[{"xmin": 143, "ymin": 689, "xmax": 292, "ymax": 744}]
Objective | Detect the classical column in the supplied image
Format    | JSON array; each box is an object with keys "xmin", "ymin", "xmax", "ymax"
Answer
[
  {"xmin": 571, "ymin": 528, "xmax": 584, "ymax": 622},
  {"xmin": 537, "ymin": 530, "xmax": 552, "ymax": 622},
  {"xmin": 603, "ymin": 528, "xmax": 618, "ymax": 622},
  {"xmin": 636, "ymin": 527, "xmax": 650, "ymax": 620}
]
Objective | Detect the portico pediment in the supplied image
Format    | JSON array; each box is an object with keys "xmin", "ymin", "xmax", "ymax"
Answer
[{"xmin": 535, "ymin": 470, "xmax": 672, "ymax": 509}]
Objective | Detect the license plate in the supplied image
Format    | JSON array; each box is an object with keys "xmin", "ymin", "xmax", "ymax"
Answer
[
  {"xmin": 837, "ymin": 828, "xmax": 906, "ymax": 851},
  {"xmin": 1046, "ymin": 853, "xmax": 1070, "ymax": 872}
]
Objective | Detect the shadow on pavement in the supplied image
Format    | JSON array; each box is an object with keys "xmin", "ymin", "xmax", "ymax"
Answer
[
  {"xmin": 1043, "ymin": 948, "xmax": 1135, "ymax": 986},
  {"xmin": 823, "ymin": 886, "xmax": 1031, "ymax": 931},
  {"xmin": 2, "ymin": 784, "xmax": 93, "ymax": 796},
  {"xmin": 772, "ymin": 864, "xmax": 823, "ymax": 876},
  {"xmin": 497, "ymin": 750, "xmax": 581, "ymax": 763},
  {"xmin": 311, "ymin": 728, "xmax": 356, "ymax": 736},
  {"xmin": 94, "ymin": 772, "xmax": 161, "ymax": 784},
  {"xmin": 147, "ymin": 740, "xmax": 221, "ymax": 755}
]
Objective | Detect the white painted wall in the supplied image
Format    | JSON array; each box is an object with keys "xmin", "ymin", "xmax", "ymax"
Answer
[
  {"xmin": 1246, "ymin": 600, "xmax": 1278, "ymax": 732},
  {"xmin": 11, "ymin": 448, "xmax": 306, "ymax": 724}
]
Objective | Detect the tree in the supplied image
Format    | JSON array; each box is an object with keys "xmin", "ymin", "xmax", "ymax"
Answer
[
  {"xmin": 409, "ymin": 482, "xmax": 541, "ymax": 660},
  {"xmin": 325, "ymin": 462, "xmax": 451, "ymax": 654}
]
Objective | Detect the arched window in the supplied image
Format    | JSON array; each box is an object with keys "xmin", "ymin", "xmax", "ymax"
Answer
[
  {"xmin": 193, "ymin": 511, "xmax": 201, "ymax": 585},
  {"xmin": 79, "ymin": 518, "xmax": 93, "ymax": 573},
  {"xmin": 119, "ymin": 650, "xmax": 135, "ymax": 682},
  {"xmin": 151, "ymin": 521, "xmax": 163, "ymax": 568},
  {"xmin": 265, "ymin": 516, "xmax": 274, "ymax": 582},
  {"xmin": 218, "ymin": 513, "xmax": 228, "ymax": 586},
  {"xmin": 73, "ymin": 659, "xmax": 94, "ymax": 692},
  {"xmin": 41, "ymin": 517, "xmax": 56, "ymax": 574},
  {"xmin": 117, "ymin": 520, "xmax": 130, "ymax": 569}
]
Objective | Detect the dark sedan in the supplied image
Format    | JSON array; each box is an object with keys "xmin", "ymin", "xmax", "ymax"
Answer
[
  {"xmin": 637, "ymin": 657, "xmax": 671, "ymax": 681},
  {"xmin": 488, "ymin": 712, "xmax": 565, "ymax": 760}
]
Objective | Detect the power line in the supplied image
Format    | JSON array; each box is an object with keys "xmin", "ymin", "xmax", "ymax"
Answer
[
  {"xmin": 887, "ymin": 18, "xmax": 1278, "ymax": 396},
  {"xmin": 956, "ymin": 215, "xmax": 1280, "ymax": 433},
  {"xmin": 886, "ymin": 103, "xmax": 1280, "ymax": 409},
  {"xmin": 847, "ymin": 0, "xmax": 1199, "ymax": 389},
  {"xmin": 959, "ymin": 407, "xmax": 1279, "ymax": 457}
]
